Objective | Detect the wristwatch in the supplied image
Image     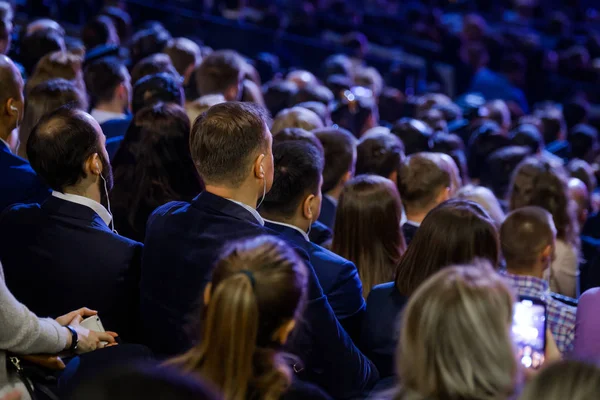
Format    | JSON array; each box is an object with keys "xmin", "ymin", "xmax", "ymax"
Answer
[{"xmin": 66, "ymin": 325, "xmax": 79, "ymax": 353}]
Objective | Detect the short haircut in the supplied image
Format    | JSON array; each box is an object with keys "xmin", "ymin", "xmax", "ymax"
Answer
[
  {"xmin": 467, "ymin": 121, "xmax": 511, "ymax": 180},
  {"xmin": 391, "ymin": 118, "xmax": 432, "ymax": 155},
  {"xmin": 261, "ymin": 141, "xmax": 324, "ymax": 217},
  {"xmin": 25, "ymin": 51, "xmax": 84, "ymax": 95},
  {"xmin": 480, "ymin": 145, "xmax": 531, "ymax": 199},
  {"xmin": 501, "ymin": 207, "xmax": 555, "ymax": 270},
  {"xmin": 0, "ymin": 56, "xmax": 21, "ymax": 107},
  {"xmin": 84, "ymin": 57, "xmax": 127, "ymax": 103},
  {"xmin": 295, "ymin": 101, "xmax": 329, "ymax": 125},
  {"xmin": 101, "ymin": 6, "xmax": 132, "ymax": 44},
  {"xmin": 321, "ymin": 54, "xmax": 352, "ymax": 79},
  {"xmin": 195, "ymin": 50, "xmax": 244, "ymax": 96},
  {"xmin": 271, "ymin": 107, "xmax": 323, "ymax": 134},
  {"xmin": 163, "ymin": 37, "xmax": 201, "ymax": 77},
  {"xmin": 398, "ymin": 153, "xmax": 451, "ymax": 213},
  {"xmin": 81, "ymin": 15, "xmax": 116, "ymax": 50},
  {"xmin": 291, "ymin": 84, "xmax": 334, "ymax": 106},
  {"xmin": 263, "ymin": 80, "xmax": 298, "ymax": 117},
  {"xmin": 190, "ymin": 102, "xmax": 271, "ymax": 187},
  {"xmin": 569, "ymin": 124, "xmax": 598, "ymax": 160},
  {"xmin": 129, "ymin": 27, "xmax": 172, "ymax": 66},
  {"xmin": 131, "ymin": 53, "xmax": 179, "ymax": 85},
  {"xmin": 356, "ymin": 132, "xmax": 405, "ymax": 179},
  {"xmin": 26, "ymin": 107, "xmax": 101, "ymax": 191},
  {"xmin": 132, "ymin": 72, "xmax": 183, "ymax": 114},
  {"xmin": 540, "ymin": 110, "xmax": 566, "ymax": 143},
  {"xmin": 313, "ymin": 127, "xmax": 357, "ymax": 193},
  {"xmin": 330, "ymin": 95, "xmax": 376, "ymax": 137},
  {"xmin": 20, "ymin": 29, "xmax": 65, "ymax": 76},
  {"xmin": 510, "ymin": 124, "xmax": 544, "ymax": 153},
  {"xmin": 568, "ymin": 159, "xmax": 597, "ymax": 193},
  {"xmin": 273, "ymin": 127, "xmax": 324, "ymax": 155},
  {"xmin": 378, "ymin": 87, "xmax": 405, "ymax": 125}
]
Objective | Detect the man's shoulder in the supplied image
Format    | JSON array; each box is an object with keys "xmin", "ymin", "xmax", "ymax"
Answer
[
  {"xmin": 0, "ymin": 202, "xmax": 42, "ymax": 221},
  {"xmin": 310, "ymin": 242, "xmax": 354, "ymax": 269}
]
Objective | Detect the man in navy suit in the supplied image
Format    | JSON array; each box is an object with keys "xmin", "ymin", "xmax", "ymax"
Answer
[
  {"xmin": 141, "ymin": 102, "xmax": 378, "ymax": 398},
  {"xmin": 260, "ymin": 140, "xmax": 365, "ymax": 341},
  {"xmin": 0, "ymin": 55, "xmax": 50, "ymax": 211},
  {"xmin": 0, "ymin": 107, "xmax": 142, "ymax": 341},
  {"xmin": 313, "ymin": 127, "xmax": 357, "ymax": 230}
]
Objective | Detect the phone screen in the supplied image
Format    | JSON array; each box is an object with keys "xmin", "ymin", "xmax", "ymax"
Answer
[{"xmin": 512, "ymin": 298, "xmax": 546, "ymax": 369}]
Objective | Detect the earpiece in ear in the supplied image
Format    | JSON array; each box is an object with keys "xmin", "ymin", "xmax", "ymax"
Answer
[
  {"xmin": 96, "ymin": 161, "xmax": 101, "ymax": 174},
  {"xmin": 260, "ymin": 165, "xmax": 264, "ymax": 176},
  {"xmin": 10, "ymin": 105, "xmax": 17, "ymax": 112}
]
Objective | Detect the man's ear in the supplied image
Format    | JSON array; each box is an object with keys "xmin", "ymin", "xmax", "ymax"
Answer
[
  {"xmin": 438, "ymin": 187, "xmax": 451, "ymax": 203},
  {"xmin": 85, "ymin": 153, "xmax": 102, "ymax": 177},
  {"xmin": 253, "ymin": 153, "xmax": 266, "ymax": 179},
  {"xmin": 340, "ymin": 170, "xmax": 353, "ymax": 186},
  {"xmin": 302, "ymin": 194, "xmax": 315, "ymax": 221}
]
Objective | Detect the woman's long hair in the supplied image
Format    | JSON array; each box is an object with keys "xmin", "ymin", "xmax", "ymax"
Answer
[
  {"xmin": 396, "ymin": 262, "xmax": 517, "ymax": 400},
  {"xmin": 518, "ymin": 360, "xmax": 600, "ymax": 400},
  {"xmin": 332, "ymin": 174, "xmax": 406, "ymax": 297},
  {"xmin": 395, "ymin": 199, "xmax": 499, "ymax": 297},
  {"xmin": 509, "ymin": 157, "xmax": 579, "ymax": 248},
  {"xmin": 110, "ymin": 103, "xmax": 203, "ymax": 241},
  {"xmin": 169, "ymin": 236, "xmax": 308, "ymax": 400}
]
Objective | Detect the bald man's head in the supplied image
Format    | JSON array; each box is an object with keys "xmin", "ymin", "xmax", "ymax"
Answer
[
  {"xmin": 569, "ymin": 177, "xmax": 590, "ymax": 224},
  {"xmin": 0, "ymin": 55, "xmax": 23, "ymax": 138}
]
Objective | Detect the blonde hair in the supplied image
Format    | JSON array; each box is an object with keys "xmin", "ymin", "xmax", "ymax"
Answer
[
  {"xmin": 423, "ymin": 152, "xmax": 463, "ymax": 196},
  {"xmin": 518, "ymin": 360, "xmax": 600, "ymax": 400},
  {"xmin": 25, "ymin": 51, "xmax": 85, "ymax": 96},
  {"xmin": 456, "ymin": 184, "xmax": 506, "ymax": 228},
  {"xmin": 271, "ymin": 107, "xmax": 324, "ymax": 135},
  {"xmin": 396, "ymin": 261, "xmax": 517, "ymax": 400}
]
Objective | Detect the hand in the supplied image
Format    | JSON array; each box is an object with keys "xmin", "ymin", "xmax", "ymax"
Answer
[
  {"xmin": 68, "ymin": 315, "xmax": 116, "ymax": 354},
  {"xmin": 56, "ymin": 307, "xmax": 97, "ymax": 326},
  {"xmin": 0, "ymin": 390, "xmax": 21, "ymax": 400},
  {"xmin": 523, "ymin": 328, "xmax": 562, "ymax": 382}
]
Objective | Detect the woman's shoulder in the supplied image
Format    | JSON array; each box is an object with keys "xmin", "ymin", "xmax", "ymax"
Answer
[{"xmin": 280, "ymin": 378, "xmax": 332, "ymax": 400}]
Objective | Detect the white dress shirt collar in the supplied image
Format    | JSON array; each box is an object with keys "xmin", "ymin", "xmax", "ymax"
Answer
[
  {"xmin": 51, "ymin": 191, "xmax": 112, "ymax": 226},
  {"xmin": 224, "ymin": 198, "xmax": 265, "ymax": 226},
  {"xmin": 91, "ymin": 109, "xmax": 127, "ymax": 125},
  {"xmin": 0, "ymin": 137, "xmax": 11, "ymax": 153},
  {"xmin": 405, "ymin": 220, "xmax": 421, "ymax": 227},
  {"xmin": 263, "ymin": 218, "xmax": 310, "ymax": 242},
  {"xmin": 324, "ymin": 194, "xmax": 338, "ymax": 207}
]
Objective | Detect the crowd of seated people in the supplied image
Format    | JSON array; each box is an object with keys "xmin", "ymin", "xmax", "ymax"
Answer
[{"xmin": 4, "ymin": 0, "xmax": 600, "ymax": 399}]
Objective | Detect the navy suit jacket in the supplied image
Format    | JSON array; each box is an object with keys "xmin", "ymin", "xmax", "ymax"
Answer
[
  {"xmin": 0, "ymin": 144, "xmax": 50, "ymax": 212},
  {"xmin": 317, "ymin": 196, "xmax": 336, "ymax": 230},
  {"xmin": 0, "ymin": 196, "xmax": 143, "ymax": 341},
  {"xmin": 402, "ymin": 222, "xmax": 419, "ymax": 246},
  {"xmin": 265, "ymin": 221, "xmax": 365, "ymax": 341},
  {"xmin": 141, "ymin": 192, "xmax": 378, "ymax": 398},
  {"xmin": 101, "ymin": 117, "xmax": 131, "ymax": 160},
  {"xmin": 309, "ymin": 220, "xmax": 333, "ymax": 247},
  {"xmin": 362, "ymin": 282, "xmax": 408, "ymax": 378}
]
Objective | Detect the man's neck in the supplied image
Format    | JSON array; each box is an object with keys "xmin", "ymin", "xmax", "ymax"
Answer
[
  {"xmin": 326, "ymin": 186, "xmax": 343, "ymax": 202},
  {"xmin": 405, "ymin": 211, "xmax": 428, "ymax": 225},
  {"xmin": 506, "ymin": 264, "xmax": 543, "ymax": 280},
  {"xmin": 63, "ymin": 185, "xmax": 101, "ymax": 204},
  {"xmin": 94, "ymin": 102, "xmax": 124, "ymax": 114},
  {"xmin": 205, "ymin": 184, "xmax": 258, "ymax": 209}
]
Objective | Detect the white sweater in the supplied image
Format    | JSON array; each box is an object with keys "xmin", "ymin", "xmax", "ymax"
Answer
[{"xmin": 0, "ymin": 263, "xmax": 68, "ymax": 389}]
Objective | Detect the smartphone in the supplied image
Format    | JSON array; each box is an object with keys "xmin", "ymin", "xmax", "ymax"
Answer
[
  {"xmin": 80, "ymin": 316, "xmax": 106, "ymax": 333},
  {"xmin": 511, "ymin": 296, "xmax": 547, "ymax": 369}
]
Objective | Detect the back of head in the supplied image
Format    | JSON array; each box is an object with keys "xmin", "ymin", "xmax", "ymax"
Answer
[
  {"xmin": 481, "ymin": 145, "xmax": 531, "ymax": 200},
  {"xmin": 467, "ymin": 121, "xmax": 511, "ymax": 180},
  {"xmin": 190, "ymin": 102, "xmax": 270, "ymax": 188},
  {"xmin": 295, "ymin": 101, "xmax": 329, "ymax": 125},
  {"xmin": 333, "ymin": 174, "xmax": 405, "ymax": 296},
  {"xmin": 263, "ymin": 80, "xmax": 298, "ymax": 117},
  {"xmin": 321, "ymin": 54, "xmax": 352, "ymax": 80},
  {"xmin": 518, "ymin": 360, "xmax": 600, "ymax": 400},
  {"xmin": 271, "ymin": 107, "xmax": 323, "ymax": 135},
  {"xmin": 509, "ymin": 157, "xmax": 577, "ymax": 246},
  {"xmin": 195, "ymin": 50, "xmax": 244, "ymax": 98},
  {"xmin": 378, "ymin": 87, "xmax": 405, "ymax": 125},
  {"xmin": 272, "ymin": 127, "xmax": 323, "ymax": 154},
  {"xmin": 163, "ymin": 37, "xmax": 201, "ymax": 79},
  {"xmin": 355, "ymin": 66, "xmax": 383, "ymax": 97},
  {"xmin": 100, "ymin": 6, "xmax": 132, "ymax": 44},
  {"xmin": 26, "ymin": 107, "xmax": 102, "ymax": 192},
  {"xmin": 81, "ymin": 15, "xmax": 118, "ymax": 50},
  {"xmin": 170, "ymin": 236, "xmax": 307, "ymax": 400},
  {"xmin": 398, "ymin": 263, "xmax": 516, "ymax": 400},
  {"xmin": 510, "ymin": 124, "xmax": 544, "ymax": 153},
  {"xmin": 131, "ymin": 53, "xmax": 179, "ymax": 85},
  {"xmin": 391, "ymin": 118, "xmax": 432, "ymax": 155},
  {"xmin": 540, "ymin": 109, "xmax": 566, "ymax": 143},
  {"xmin": 84, "ymin": 57, "xmax": 128, "ymax": 105},
  {"xmin": 20, "ymin": 29, "xmax": 65, "ymax": 76},
  {"xmin": 398, "ymin": 153, "xmax": 451, "ymax": 216},
  {"xmin": 129, "ymin": 27, "xmax": 172, "ymax": 67},
  {"xmin": 480, "ymin": 100, "xmax": 511, "ymax": 131},
  {"xmin": 569, "ymin": 123, "xmax": 598, "ymax": 161},
  {"xmin": 26, "ymin": 51, "xmax": 84, "ymax": 96},
  {"xmin": 456, "ymin": 184, "xmax": 505, "ymax": 228},
  {"xmin": 331, "ymin": 90, "xmax": 377, "ymax": 137},
  {"xmin": 19, "ymin": 79, "xmax": 87, "ymax": 159},
  {"xmin": 567, "ymin": 158, "xmax": 597, "ymax": 193},
  {"xmin": 111, "ymin": 103, "xmax": 202, "ymax": 233},
  {"xmin": 132, "ymin": 72, "xmax": 183, "ymax": 115},
  {"xmin": 355, "ymin": 132, "xmax": 405, "ymax": 181},
  {"xmin": 71, "ymin": 364, "xmax": 220, "ymax": 400},
  {"xmin": 395, "ymin": 199, "xmax": 499, "ymax": 296},
  {"xmin": 313, "ymin": 127, "xmax": 357, "ymax": 193},
  {"xmin": 261, "ymin": 140, "xmax": 323, "ymax": 217},
  {"xmin": 291, "ymin": 84, "xmax": 334, "ymax": 107},
  {"xmin": 501, "ymin": 206, "xmax": 555, "ymax": 272},
  {"xmin": 563, "ymin": 100, "xmax": 588, "ymax": 130}
]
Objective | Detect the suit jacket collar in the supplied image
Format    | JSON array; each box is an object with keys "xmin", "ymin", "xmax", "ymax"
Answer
[
  {"xmin": 265, "ymin": 220, "xmax": 309, "ymax": 244},
  {"xmin": 42, "ymin": 195, "xmax": 111, "ymax": 230},
  {"xmin": 192, "ymin": 191, "xmax": 263, "ymax": 226}
]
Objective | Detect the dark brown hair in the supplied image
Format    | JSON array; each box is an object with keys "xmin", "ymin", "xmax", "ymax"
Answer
[
  {"xmin": 508, "ymin": 157, "xmax": 579, "ymax": 248},
  {"xmin": 163, "ymin": 37, "xmax": 201, "ymax": 78},
  {"xmin": 394, "ymin": 199, "xmax": 499, "ymax": 297},
  {"xmin": 169, "ymin": 236, "xmax": 307, "ymax": 400},
  {"xmin": 189, "ymin": 102, "xmax": 271, "ymax": 187},
  {"xmin": 313, "ymin": 127, "xmax": 357, "ymax": 193},
  {"xmin": 356, "ymin": 132, "xmax": 405, "ymax": 183},
  {"xmin": 398, "ymin": 153, "xmax": 451, "ymax": 214},
  {"xmin": 501, "ymin": 206, "xmax": 555, "ymax": 271},
  {"xmin": 195, "ymin": 50, "xmax": 244, "ymax": 96},
  {"xmin": 131, "ymin": 53, "xmax": 179, "ymax": 85},
  {"xmin": 332, "ymin": 174, "xmax": 406, "ymax": 297}
]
